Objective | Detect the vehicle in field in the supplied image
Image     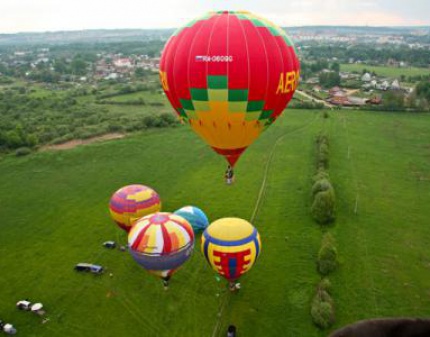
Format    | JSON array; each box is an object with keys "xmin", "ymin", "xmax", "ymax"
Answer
[
  {"xmin": 74, "ymin": 263, "xmax": 104, "ymax": 274},
  {"xmin": 0, "ymin": 320, "xmax": 17, "ymax": 335},
  {"xmin": 102, "ymin": 241, "xmax": 116, "ymax": 249},
  {"xmin": 16, "ymin": 300, "xmax": 45, "ymax": 315}
]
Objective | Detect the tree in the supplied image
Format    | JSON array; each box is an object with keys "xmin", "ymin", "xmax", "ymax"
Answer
[
  {"xmin": 54, "ymin": 58, "xmax": 69, "ymax": 74},
  {"xmin": 5, "ymin": 130, "xmax": 24, "ymax": 149},
  {"xmin": 319, "ymin": 71, "xmax": 341, "ymax": 88},
  {"xmin": 416, "ymin": 81, "xmax": 430, "ymax": 101},
  {"xmin": 134, "ymin": 67, "xmax": 148, "ymax": 78},
  {"xmin": 330, "ymin": 62, "xmax": 340, "ymax": 72},
  {"xmin": 311, "ymin": 188, "xmax": 336, "ymax": 224},
  {"xmin": 71, "ymin": 57, "xmax": 87, "ymax": 76},
  {"xmin": 382, "ymin": 91, "xmax": 405, "ymax": 111},
  {"xmin": 318, "ymin": 233, "xmax": 338, "ymax": 275}
]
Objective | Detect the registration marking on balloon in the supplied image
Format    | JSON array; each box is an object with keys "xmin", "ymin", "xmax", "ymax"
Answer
[{"xmin": 194, "ymin": 55, "xmax": 234, "ymax": 62}]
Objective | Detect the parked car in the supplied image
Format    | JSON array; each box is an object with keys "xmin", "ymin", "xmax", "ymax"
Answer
[
  {"xmin": 16, "ymin": 300, "xmax": 44, "ymax": 315},
  {"xmin": 16, "ymin": 300, "xmax": 32, "ymax": 311},
  {"xmin": 0, "ymin": 320, "xmax": 16, "ymax": 335},
  {"xmin": 102, "ymin": 241, "xmax": 116, "ymax": 249},
  {"xmin": 74, "ymin": 263, "xmax": 104, "ymax": 274}
]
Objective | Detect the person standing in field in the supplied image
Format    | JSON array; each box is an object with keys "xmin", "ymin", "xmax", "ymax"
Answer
[{"xmin": 225, "ymin": 165, "xmax": 234, "ymax": 185}]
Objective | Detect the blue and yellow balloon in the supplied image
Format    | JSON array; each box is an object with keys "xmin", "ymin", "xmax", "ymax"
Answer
[{"xmin": 201, "ymin": 218, "xmax": 261, "ymax": 282}]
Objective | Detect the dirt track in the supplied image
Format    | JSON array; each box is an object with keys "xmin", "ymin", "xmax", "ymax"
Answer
[{"xmin": 41, "ymin": 133, "xmax": 125, "ymax": 151}]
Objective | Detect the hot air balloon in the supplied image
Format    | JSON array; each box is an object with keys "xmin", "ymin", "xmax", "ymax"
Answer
[
  {"xmin": 159, "ymin": 10, "xmax": 300, "ymax": 167},
  {"xmin": 201, "ymin": 218, "xmax": 261, "ymax": 284},
  {"xmin": 174, "ymin": 206, "xmax": 209, "ymax": 233},
  {"xmin": 109, "ymin": 184, "xmax": 162, "ymax": 232},
  {"xmin": 128, "ymin": 212, "xmax": 195, "ymax": 285}
]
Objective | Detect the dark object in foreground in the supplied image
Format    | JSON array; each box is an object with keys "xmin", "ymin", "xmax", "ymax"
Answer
[
  {"xmin": 328, "ymin": 318, "xmax": 430, "ymax": 337},
  {"xmin": 0, "ymin": 320, "xmax": 17, "ymax": 335},
  {"xmin": 102, "ymin": 241, "xmax": 116, "ymax": 249},
  {"xmin": 227, "ymin": 325, "xmax": 236, "ymax": 337},
  {"xmin": 74, "ymin": 263, "xmax": 104, "ymax": 274}
]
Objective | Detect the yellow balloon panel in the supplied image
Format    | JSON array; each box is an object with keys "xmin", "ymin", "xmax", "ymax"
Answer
[
  {"xmin": 189, "ymin": 113, "xmax": 264, "ymax": 150},
  {"xmin": 203, "ymin": 241, "xmax": 259, "ymax": 277},
  {"xmin": 201, "ymin": 218, "xmax": 261, "ymax": 281}
]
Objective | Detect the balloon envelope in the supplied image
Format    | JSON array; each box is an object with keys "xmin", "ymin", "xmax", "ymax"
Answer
[
  {"xmin": 109, "ymin": 184, "xmax": 162, "ymax": 232},
  {"xmin": 128, "ymin": 212, "xmax": 195, "ymax": 278},
  {"xmin": 160, "ymin": 10, "xmax": 300, "ymax": 166},
  {"xmin": 174, "ymin": 206, "xmax": 209, "ymax": 233},
  {"xmin": 201, "ymin": 217, "xmax": 261, "ymax": 281}
]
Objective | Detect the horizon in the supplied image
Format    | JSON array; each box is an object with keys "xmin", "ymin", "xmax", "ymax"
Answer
[
  {"xmin": 1, "ymin": 0, "xmax": 430, "ymax": 34},
  {"xmin": 1, "ymin": 24, "xmax": 429, "ymax": 36}
]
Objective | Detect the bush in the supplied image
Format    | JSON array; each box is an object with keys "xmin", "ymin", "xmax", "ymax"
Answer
[
  {"xmin": 141, "ymin": 114, "xmax": 179, "ymax": 129},
  {"xmin": 316, "ymin": 133, "xmax": 330, "ymax": 169},
  {"xmin": 108, "ymin": 123, "xmax": 124, "ymax": 132},
  {"xmin": 318, "ymin": 143, "xmax": 329, "ymax": 168},
  {"xmin": 148, "ymin": 102, "xmax": 164, "ymax": 107},
  {"xmin": 318, "ymin": 278, "xmax": 332, "ymax": 293},
  {"xmin": 317, "ymin": 133, "xmax": 329, "ymax": 146},
  {"xmin": 312, "ymin": 178, "xmax": 333, "ymax": 197},
  {"xmin": 311, "ymin": 289, "xmax": 335, "ymax": 329},
  {"xmin": 15, "ymin": 147, "xmax": 32, "ymax": 157},
  {"xmin": 317, "ymin": 233, "xmax": 338, "ymax": 275},
  {"xmin": 311, "ymin": 188, "xmax": 336, "ymax": 225},
  {"xmin": 313, "ymin": 168, "xmax": 330, "ymax": 183},
  {"xmin": 159, "ymin": 113, "xmax": 178, "ymax": 126},
  {"xmin": 142, "ymin": 115, "xmax": 158, "ymax": 128}
]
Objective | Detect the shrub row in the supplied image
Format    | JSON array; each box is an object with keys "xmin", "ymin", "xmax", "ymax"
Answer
[
  {"xmin": 310, "ymin": 132, "xmax": 338, "ymax": 331},
  {"xmin": 317, "ymin": 233, "xmax": 338, "ymax": 276},
  {"xmin": 311, "ymin": 134, "xmax": 336, "ymax": 225},
  {"xmin": 288, "ymin": 100, "xmax": 325, "ymax": 109},
  {"xmin": 311, "ymin": 279, "xmax": 336, "ymax": 329},
  {"xmin": 97, "ymin": 99, "xmax": 164, "ymax": 107}
]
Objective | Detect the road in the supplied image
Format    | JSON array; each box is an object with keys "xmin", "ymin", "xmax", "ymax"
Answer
[{"xmin": 295, "ymin": 89, "xmax": 334, "ymax": 108}]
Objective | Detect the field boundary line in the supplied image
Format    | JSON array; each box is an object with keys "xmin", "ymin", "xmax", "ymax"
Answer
[{"xmin": 337, "ymin": 110, "xmax": 379, "ymax": 314}]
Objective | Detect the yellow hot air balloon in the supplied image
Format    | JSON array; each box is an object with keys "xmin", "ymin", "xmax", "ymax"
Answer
[{"xmin": 201, "ymin": 217, "xmax": 261, "ymax": 282}]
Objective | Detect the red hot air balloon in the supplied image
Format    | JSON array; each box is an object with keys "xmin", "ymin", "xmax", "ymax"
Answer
[{"xmin": 159, "ymin": 10, "xmax": 300, "ymax": 167}]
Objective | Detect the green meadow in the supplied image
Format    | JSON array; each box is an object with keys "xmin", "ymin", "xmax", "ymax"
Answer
[
  {"xmin": 0, "ymin": 109, "xmax": 430, "ymax": 336},
  {"xmin": 340, "ymin": 63, "xmax": 430, "ymax": 78}
]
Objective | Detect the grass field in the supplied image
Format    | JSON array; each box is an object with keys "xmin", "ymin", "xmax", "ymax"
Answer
[
  {"xmin": 0, "ymin": 109, "xmax": 430, "ymax": 336},
  {"xmin": 340, "ymin": 63, "xmax": 430, "ymax": 78}
]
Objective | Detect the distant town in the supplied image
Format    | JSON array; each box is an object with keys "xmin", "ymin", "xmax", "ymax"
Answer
[{"xmin": 0, "ymin": 26, "xmax": 429, "ymax": 153}]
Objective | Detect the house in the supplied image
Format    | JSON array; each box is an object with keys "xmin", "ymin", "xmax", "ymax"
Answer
[
  {"xmin": 104, "ymin": 73, "xmax": 119, "ymax": 80},
  {"xmin": 329, "ymin": 86, "xmax": 346, "ymax": 96},
  {"xmin": 391, "ymin": 79, "xmax": 401, "ymax": 90},
  {"xmin": 361, "ymin": 73, "xmax": 372, "ymax": 82},
  {"xmin": 329, "ymin": 91, "xmax": 349, "ymax": 105},
  {"xmin": 347, "ymin": 96, "xmax": 367, "ymax": 106},
  {"xmin": 113, "ymin": 58, "xmax": 132, "ymax": 68},
  {"xmin": 312, "ymin": 85, "xmax": 322, "ymax": 92}
]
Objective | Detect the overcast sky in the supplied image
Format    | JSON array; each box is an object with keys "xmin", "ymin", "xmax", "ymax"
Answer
[{"xmin": 1, "ymin": 0, "xmax": 429, "ymax": 34}]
